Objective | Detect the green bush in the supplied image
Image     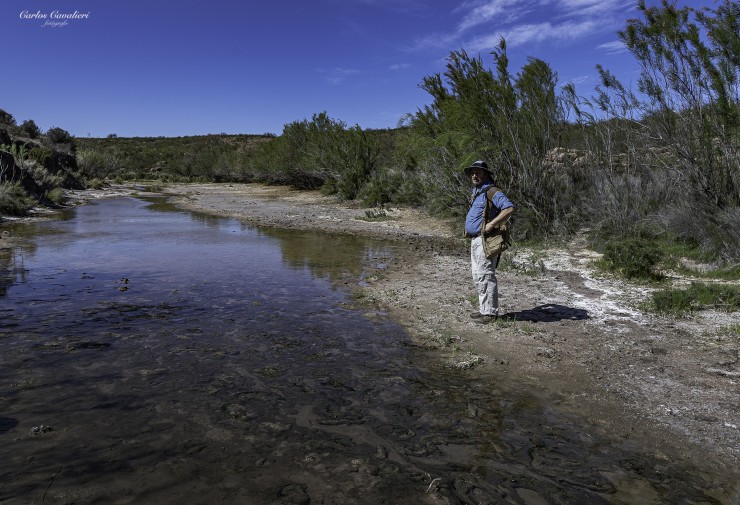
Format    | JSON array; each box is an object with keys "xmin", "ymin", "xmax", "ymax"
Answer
[
  {"xmin": 245, "ymin": 113, "xmax": 384, "ymax": 198},
  {"xmin": 652, "ymin": 282, "xmax": 740, "ymax": 315},
  {"xmin": 358, "ymin": 168, "xmax": 398, "ymax": 207},
  {"xmin": 25, "ymin": 160, "xmax": 64, "ymax": 192},
  {"xmin": 0, "ymin": 182, "xmax": 34, "ymax": 215},
  {"xmin": 358, "ymin": 165, "xmax": 425, "ymax": 207},
  {"xmin": 27, "ymin": 146, "xmax": 53, "ymax": 166},
  {"xmin": 45, "ymin": 187, "xmax": 65, "ymax": 205},
  {"xmin": 87, "ymin": 178, "xmax": 105, "ymax": 189},
  {"xmin": 602, "ymin": 238, "xmax": 665, "ymax": 281}
]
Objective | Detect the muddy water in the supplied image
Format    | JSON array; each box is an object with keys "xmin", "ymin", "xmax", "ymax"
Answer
[{"xmin": 0, "ymin": 197, "xmax": 734, "ymax": 504}]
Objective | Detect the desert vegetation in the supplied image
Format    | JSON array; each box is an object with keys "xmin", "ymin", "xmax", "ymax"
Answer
[
  {"xmin": 2, "ymin": 0, "xmax": 737, "ymax": 308},
  {"xmin": 0, "ymin": 112, "xmax": 82, "ymax": 215},
  {"xmin": 75, "ymin": 134, "xmax": 270, "ymax": 184}
]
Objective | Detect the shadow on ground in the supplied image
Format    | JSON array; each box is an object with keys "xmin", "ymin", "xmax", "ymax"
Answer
[{"xmin": 503, "ymin": 304, "xmax": 589, "ymax": 323}]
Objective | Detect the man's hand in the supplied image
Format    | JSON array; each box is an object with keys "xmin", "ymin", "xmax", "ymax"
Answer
[{"xmin": 485, "ymin": 207, "xmax": 514, "ymax": 234}]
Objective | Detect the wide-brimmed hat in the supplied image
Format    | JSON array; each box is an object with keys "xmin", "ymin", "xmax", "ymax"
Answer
[{"xmin": 464, "ymin": 160, "xmax": 493, "ymax": 177}]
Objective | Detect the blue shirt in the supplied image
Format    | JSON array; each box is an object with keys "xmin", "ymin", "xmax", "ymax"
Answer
[{"xmin": 465, "ymin": 183, "xmax": 514, "ymax": 236}]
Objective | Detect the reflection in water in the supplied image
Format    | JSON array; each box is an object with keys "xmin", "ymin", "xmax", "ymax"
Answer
[
  {"xmin": 263, "ymin": 226, "xmax": 389, "ymax": 281},
  {"xmin": 0, "ymin": 231, "xmax": 36, "ymax": 298},
  {"xmin": 0, "ymin": 197, "xmax": 734, "ymax": 504}
]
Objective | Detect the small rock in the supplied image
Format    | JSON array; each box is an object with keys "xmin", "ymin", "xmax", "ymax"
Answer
[{"xmin": 30, "ymin": 425, "xmax": 54, "ymax": 435}]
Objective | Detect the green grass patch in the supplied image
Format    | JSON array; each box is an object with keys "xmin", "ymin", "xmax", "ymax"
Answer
[
  {"xmin": 651, "ymin": 282, "xmax": 740, "ymax": 315},
  {"xmin": 599, "ymin": 234, "xmax": 740, "ymax": 281},
  {"xmin": 695, "ymin": 264, "xmax": 740, "ymax": 281},
  {"xmin": 600, "ymin": 238, "xmax": 665, "ymax": 282}
]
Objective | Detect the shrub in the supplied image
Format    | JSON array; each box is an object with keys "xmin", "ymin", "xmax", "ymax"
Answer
[
  {"xmin": 567, "ymin": 0, "xmax": 740, "ymax": 263},
  {"xmin": 87, "ymin": 178, "xmax": 105, "ymax": 189},
  {"xmin": 76, "ymin": 148, "xmax": 120, "ymax": 180},
  {"xmin": 358, "ymin": 165, "xmax": 425, "ymax": 208},
  {"xmin": 602, "ymin": 238, "xmax": 665, "ymax": 281},
  {"xmin": 358, "ymin": 169, "xmax": 396, "ymax": 207},
  {"xmin": 0, "ymin": 182, "xmax": 34, "ymax": 215},
  {"xmin": 25, "ymin": 159, "xmax": 63, "ymax": 191},
  {"xmin": 652, "ymin": 282, "xmax": 740, "ymax": 315},
  {"xmin": 27, "ymin": 146, "xmax": 53, "ymax": 166},
  {"xmin": 45, "ymin": 187, "xmax": 65, "ymax": 205}
]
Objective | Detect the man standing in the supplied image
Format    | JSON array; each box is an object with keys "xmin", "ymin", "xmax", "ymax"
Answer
[{"xmin": 464, "ymin": 160, "xmax": 515, "ymax": 324}]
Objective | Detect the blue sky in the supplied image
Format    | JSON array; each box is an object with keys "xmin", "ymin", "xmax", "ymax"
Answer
[{"xmin": 1, "ymin": 0, "xmax": 714, "ymax": 137}]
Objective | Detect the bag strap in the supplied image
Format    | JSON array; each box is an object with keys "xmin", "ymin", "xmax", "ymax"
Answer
[
  {"xmin": 469, "ymin": 185, "xmax": 501, "ymax": 208},
  {"xmin": 485, "ymin": 186, "xmax": 502, "ymax": 218}
]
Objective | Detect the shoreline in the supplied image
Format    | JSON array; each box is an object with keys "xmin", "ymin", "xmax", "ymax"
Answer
[{"xmin": 159, "ymin": 183, "xmax": 740, "ymax": 475}]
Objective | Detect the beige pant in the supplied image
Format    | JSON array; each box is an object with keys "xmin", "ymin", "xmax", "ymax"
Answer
[{"xmin": 470, "ymin": 236, "xmax": 499, "ymax": 316}]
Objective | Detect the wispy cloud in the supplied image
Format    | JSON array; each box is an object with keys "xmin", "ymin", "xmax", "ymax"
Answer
[
  {"xmin": 566, "ymin": 74, "xmax": 593, "ymax": 85},
  {"xmin": 389, "ymin": 63, "xmax": 412, "ymax": 71},
  {"xmin": 408, "ymin": 31, "xmax": 458, "ymax": 52},
  {"xmin": 557, "ymin": 0, "xmax": 628, "ymax": 17},
  {"xmin": 456, "ymin": 0, "xmax": 531, "ymax": 32},
  {"xmin": 414, "ymin": 0, "xmax": 630, "ymax": 55},
  {"xmin": 468, "ymin": 19, "xmax": 599, "ymax": 51},
  {"xmin": 317, "ymin": 67, "xmax": 362, "ymax": 85},
  {"xmin": 597, "ymin": 40, "xmax": 627, "ymax": 54}
]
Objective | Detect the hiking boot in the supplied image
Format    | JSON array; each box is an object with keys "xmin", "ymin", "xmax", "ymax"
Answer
[
  {"xmin": 469, "ymin": 312, "xmax": 484, "ymax": 319},
  {"xmin": 474, "ymin": 315, "xmax": 497, "ymax": 324}
]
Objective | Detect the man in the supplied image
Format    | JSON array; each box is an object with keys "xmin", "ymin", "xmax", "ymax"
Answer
[{"xmin": 464, "ymin": 160, "xmax": 515, "ymax": 324}]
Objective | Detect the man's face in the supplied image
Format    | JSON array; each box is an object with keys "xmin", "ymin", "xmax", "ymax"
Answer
[{"xmin": 470, "ymin": 167, "xmax": 487, "ymax": 187}]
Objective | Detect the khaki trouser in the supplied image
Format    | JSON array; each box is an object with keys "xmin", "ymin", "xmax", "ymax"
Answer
[{"xmin": 470, "ymin": 236, "xmax": 499, "ymax": 316}]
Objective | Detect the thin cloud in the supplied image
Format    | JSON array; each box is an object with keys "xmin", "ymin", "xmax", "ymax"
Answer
[
  {"xmin": 567, "ymin": 74, "xmax": 593, "ymax": 85},
  {"xmin": 413, "ymin": 0, "xmax": 630, "ymax": 54},
  {"xmin": 556, "ymin": 0, "xmax": 627, "ymax": 17},
  {"xmin": 597, "ymin": 40, "xmax": 627, "ymax": 54},
  {"xmin": 389, "ymin": 63, "xmax": 412, "ymax": 71},
  {"xmin": 408, "ymin": 31, "xmax": 458, "ymax": 52},
  {"xmin": 457, "ymin": 0, "xmax": 530, "ymax": 32},
  {"xmin": 317, "ymin": 67, "xmax": 362, "ymax": 85},
  {"xmin": 468, "ymin": 19, "xmax": 599, "ymax": 51}
]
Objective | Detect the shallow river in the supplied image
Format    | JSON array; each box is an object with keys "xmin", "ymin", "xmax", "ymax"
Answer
[{"xmin": 0, "ymin": 197, "xmax": 734, "ymax": 504}]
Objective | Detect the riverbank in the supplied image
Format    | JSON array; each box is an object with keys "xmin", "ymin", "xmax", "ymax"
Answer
[{"xmin": 160, "ymin": 183, "xmax": 740, "ymax": 480}]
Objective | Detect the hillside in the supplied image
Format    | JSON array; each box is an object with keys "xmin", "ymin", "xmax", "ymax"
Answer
[{"xmin": 76, "ymin": 134, "xmax": 272, "ymax": 182}]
